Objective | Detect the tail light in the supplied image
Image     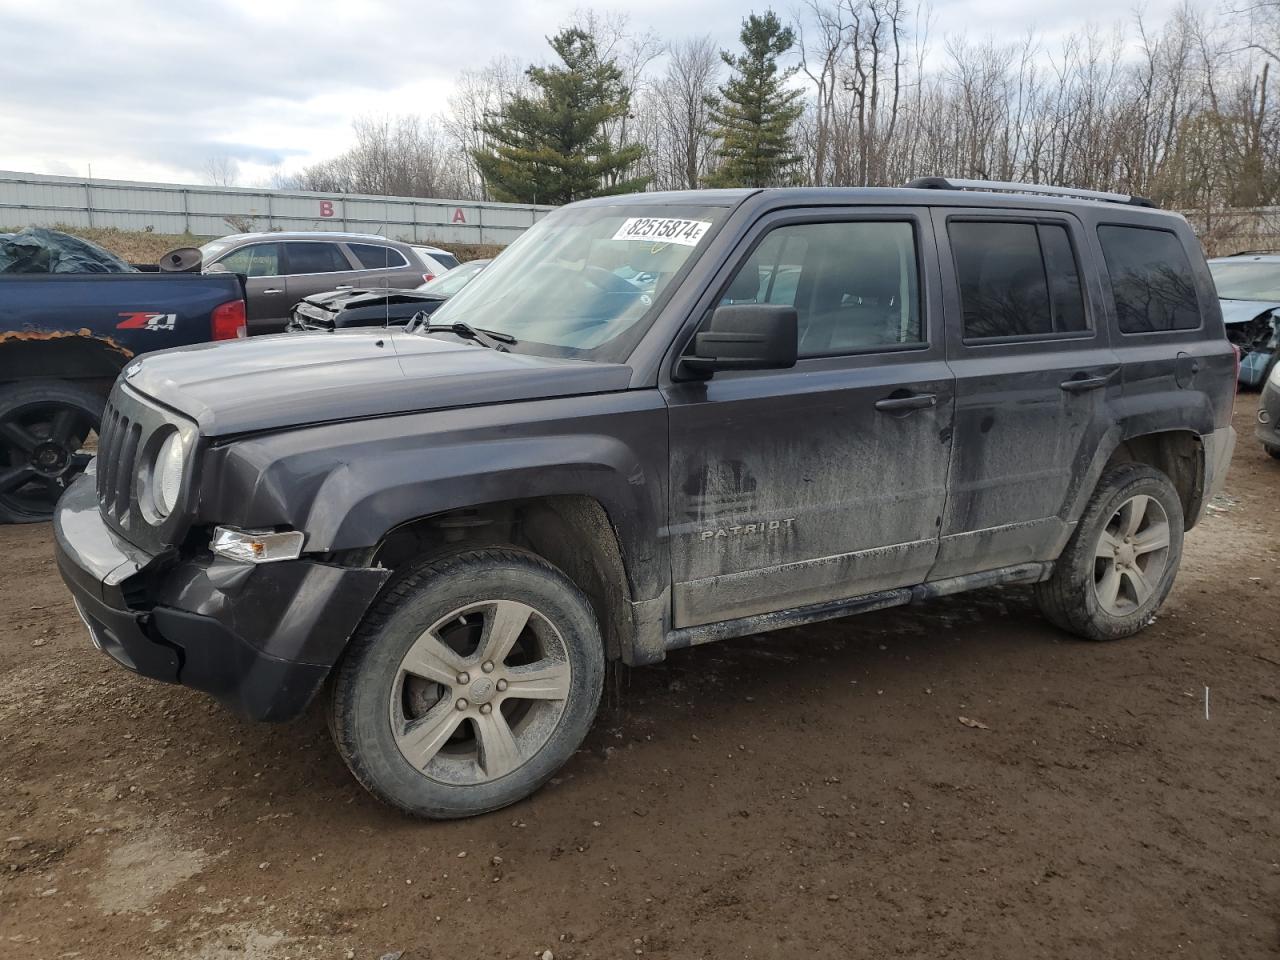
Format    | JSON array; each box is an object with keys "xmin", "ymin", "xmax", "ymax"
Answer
[
  {"xmin": 422, "ymin": 273, "xmax": 435, "ymax": 283},
  {"xmin": 211, "ymin": 299, "xmax": 247, "ymax": 341}
]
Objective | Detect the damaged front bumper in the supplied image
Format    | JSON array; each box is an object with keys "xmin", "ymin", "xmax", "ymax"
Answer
[
  {"xmin": 1258, "ymin": 375, "xmax": 1280, "ymax": 451},
  {"xmin": 54, "ymin": 473, "xmax": 388, "ymax": 721}
]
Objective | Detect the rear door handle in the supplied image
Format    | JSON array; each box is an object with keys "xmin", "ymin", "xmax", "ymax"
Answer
[
  {"xmin": 263, "ymin": 288, "xmax": 284, "ymax": 295},
  {"xmin": 875, "ymin": 393, "xmax": 937, "ymax": 413},
  {"xmin": 335, "ymin": 284, "xmax": 354, "ymax": 290},
  {"xmin": 1060, "ymin": 374, "xmax": 1112, "ymax": 393}
]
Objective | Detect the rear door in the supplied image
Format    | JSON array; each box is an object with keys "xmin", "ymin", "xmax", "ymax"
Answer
[
  {"xmin": 931, "ymin": 209, "xmax": 1120, "ymax": 577},
  {"xmin": 346, "ymin": 241, "xmax": 417, "ymax": 291},
  {"xmin": 282, "ymin": 241, "xmax": 365, "ymax": 331},
  {"xmin": 662, "ymin": 207, "xmax": 955, "ymax": 627},
  {"xmin": 214, "ymin": 241, "xmax": 285, "ymax": 335}
]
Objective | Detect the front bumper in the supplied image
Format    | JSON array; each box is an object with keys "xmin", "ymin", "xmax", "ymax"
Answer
[
  {"xmin": 1258, "ymin": 377, "xmax": 1280, "ymax": 451},
  {"xmin": 54, "ymin": 472, "xmax": 388, "ymax": 721}
]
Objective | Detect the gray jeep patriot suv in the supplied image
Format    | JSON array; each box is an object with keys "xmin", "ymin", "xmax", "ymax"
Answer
[{"xmin": 54, "ymin": 179, "xmax": 1236, "ymax": 818}]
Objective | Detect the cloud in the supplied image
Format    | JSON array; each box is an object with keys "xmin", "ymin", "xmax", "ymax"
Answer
[{"xmin": 0, "ymin": 0, "xmax": 1186, "ymax": 185}]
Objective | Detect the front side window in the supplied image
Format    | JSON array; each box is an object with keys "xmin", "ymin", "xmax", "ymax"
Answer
[
  {"xmin": 950, "ymin": 220, "xmax": 1088, "ymax": 340},
  {"xmin": 284, "ymin": 242, "xmax": 351, "ymax": 275},
  {"xmin": 217, "ymin": 242, "xmax": 280, "ymax": 278},
  {"xmin": 430, "ymin": 203, "xmax": 730, "ymax": 361},
  {"xmin": 1098, "ymin": 225, "xmax": 1201, "ymax": 333},
  {"xmin": 718, "ymin": 220, "xmax": 923, "ymax": 357},
  {"xmin": 349, "ymin": 243, "xmax": 408, "ymax": 269}
]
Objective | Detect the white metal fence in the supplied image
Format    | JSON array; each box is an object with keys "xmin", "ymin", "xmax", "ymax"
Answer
[{"xmin": 0, "ymin": 170, "xmax": 554, "ymax": 246}]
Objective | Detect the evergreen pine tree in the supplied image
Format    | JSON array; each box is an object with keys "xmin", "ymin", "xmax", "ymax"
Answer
[
  {"xmin": 473, "ymin": 29, "xmax": 649, "ymax": 204},
  {"xmin": 705, "ymin": 11, "xmax": 804, "ymax": 188}
]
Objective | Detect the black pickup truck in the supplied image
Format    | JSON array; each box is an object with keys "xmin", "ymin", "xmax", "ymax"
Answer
[{"xmin": 0, "ymin": 268, "xmax": 245, "ymax": 522}]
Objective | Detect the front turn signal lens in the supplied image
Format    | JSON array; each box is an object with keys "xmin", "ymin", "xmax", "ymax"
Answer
[{"xmin": 211, "ymin": 526, "xmax": 305, "ymax": 563}]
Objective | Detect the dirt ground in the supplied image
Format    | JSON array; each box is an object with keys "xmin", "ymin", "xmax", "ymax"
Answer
[{"xmin": 1, "ymin": 396, "xmax": 1276, "ymax": 960}]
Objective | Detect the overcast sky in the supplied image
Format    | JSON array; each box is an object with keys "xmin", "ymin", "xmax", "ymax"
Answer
[{"xmin": 0, "ymin": 0, "xmax": 1187, "ymax": 187}]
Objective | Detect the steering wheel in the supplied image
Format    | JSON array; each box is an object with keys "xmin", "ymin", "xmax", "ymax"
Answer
[{"xmin": 581, "ymin": 265, "xmax": 638, "ymax": 294}]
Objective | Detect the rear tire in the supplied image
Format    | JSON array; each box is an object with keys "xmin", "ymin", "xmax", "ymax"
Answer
[
  {"xmin": 1036, "ymin": 463, "xmax": 1184, "ymax": 641},
  {"xmin": 329, "ymin": 548, "xmax": 605, "ymax": 819},
  {"xmin": 0, "ymin": 380, "xmax": 103, "ymax": 524}
]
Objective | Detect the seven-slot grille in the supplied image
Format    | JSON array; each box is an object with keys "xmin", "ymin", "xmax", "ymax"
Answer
[{"xmin": 95, "ymin": 398, "xmax": 143, "ymax": 522}]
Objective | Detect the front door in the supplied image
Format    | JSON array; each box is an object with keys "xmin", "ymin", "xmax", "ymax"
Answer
[
  {"xmin": 663, "ymin": 209, "xmax": 955, "ymax": 628},
  {"xmin": 930, "ymin": 211, "xmax": 1120, "ymax": 577},
  {"xmin": 215, "ymin": 241, "xmax": 286, "ymax": 335}
]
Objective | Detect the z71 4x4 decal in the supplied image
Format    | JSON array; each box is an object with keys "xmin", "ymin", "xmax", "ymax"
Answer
[{"xmin": 116, "ymin": 312, "xmax": 177, "ymax": 332}]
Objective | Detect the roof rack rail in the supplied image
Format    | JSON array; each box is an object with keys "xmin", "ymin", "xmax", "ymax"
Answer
[
  {"xmin": 1226, "ymin": 249, "xmax": 1280, "ymax": 257},
  {"xmin": 905, "ymin": 176, "xmax": 1157, "ymax": 209}
]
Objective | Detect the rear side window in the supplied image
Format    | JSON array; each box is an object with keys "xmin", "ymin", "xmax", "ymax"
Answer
[
  {"xmin": 284, "ymin": 242, "xmax": 350, "ymax": 275},
  {"xmin": 950, "ymin": 221, "xmax": 1088, "ymax": 339},
  {"xmin": 1097, "ymin": 226, "xmax": 1201, "ymax": 333},
  {"xmin": 349, "ymin": 243, "xmax": 408, "ymax": 269}
]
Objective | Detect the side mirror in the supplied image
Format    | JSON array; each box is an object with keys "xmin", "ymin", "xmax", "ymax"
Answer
[{"xmin": 680, "ymin": 303, "xmax": 799, "ymax": 376}]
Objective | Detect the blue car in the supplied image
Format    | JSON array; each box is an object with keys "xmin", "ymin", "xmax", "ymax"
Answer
[{"xmin": 1208, "ymin": 252, "xmax": 1280, "ymax": 387}]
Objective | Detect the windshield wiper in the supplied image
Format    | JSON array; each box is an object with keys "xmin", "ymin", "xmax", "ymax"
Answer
[{"xmin": 409, "ymin": 315, "xmax": 516, "ymax": 351}]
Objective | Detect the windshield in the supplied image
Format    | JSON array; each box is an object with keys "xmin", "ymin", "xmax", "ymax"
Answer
[
  {"xmin": 1209, "ymin": 260, "xmax": 1280, "ymax": 301},
  {"xmin": 199, "ymin": 238, "xmax": 237, "ymax": 263},
  {"xmin": 429, "ymin": 202, "xmax": 730, "ymax": 361},
  {"xmin": 416, "ymin": 260, "xmax": 486, "ymax": 296}
]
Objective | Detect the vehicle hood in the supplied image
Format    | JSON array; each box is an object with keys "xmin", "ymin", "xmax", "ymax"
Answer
[
  {"xmin": 301, "ymin": 287, "xmax": 444, "ymax": 311},
  {"xmin": 123, "ymin": 330, "xmax": 633, "ymax": 437},
  {"xmin": 1218, "ymin": 298, "xmax": 1280, "ymax": 325}
]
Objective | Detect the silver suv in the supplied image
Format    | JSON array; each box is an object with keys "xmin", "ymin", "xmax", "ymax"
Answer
[{"xmin": 200, "ymin": 232, "xmax": 433, "ymax": 335}]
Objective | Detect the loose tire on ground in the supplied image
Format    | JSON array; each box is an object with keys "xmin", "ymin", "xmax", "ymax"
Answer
[
  {"xmin": 329, "ymin": 548, "xmax": 605, "ymax": 819},
  {"xmin": 0, "ymin": 380, "xmax": 104, "ymax": 524},
  {"xmin": 1036, "ymin": 463, "xmax": 1185, "ymax": 641}
]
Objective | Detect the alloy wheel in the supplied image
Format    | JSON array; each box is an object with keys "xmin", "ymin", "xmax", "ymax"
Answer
[
  {"xmin": 1093, "ymin": 494, "xmax": 1171, "ymax": 616},
  {"xmin": 0, "ymin": 401, "xmax": 95, "ymax": 520},
  {"xmin": 388, "ymin": 599, "xmax": 572, "ymax": 785}
]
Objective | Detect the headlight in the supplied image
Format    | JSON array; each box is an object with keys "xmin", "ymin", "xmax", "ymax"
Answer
[
  {"xmin": 137, "ymin": 427, "xmax": 188, "ymax": 523},
  {"xmin": 1271, "ymin": 358, "xmax": 1280, "ymax": 387},
  {"xmin": 154, "ymin": 430, "xmax": 186, "ymax": 514}
]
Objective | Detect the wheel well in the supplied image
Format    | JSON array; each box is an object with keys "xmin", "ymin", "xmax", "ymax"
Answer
[
  {"xmin": 0, "ymin": 334, "xmax": 130, "ymax": 390},
  {"xmin": 1104, "ymin": 430, "xmax": 1205, "ymax": 527},
  {"xmin": 369, "ymin": 496, "xmax": 634, "ymax": 661}
]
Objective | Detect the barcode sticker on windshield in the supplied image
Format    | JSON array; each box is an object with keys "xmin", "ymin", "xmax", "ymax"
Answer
[{"xmin": 612, "ymin": 217, "xmax": 712, "ymax": 246}]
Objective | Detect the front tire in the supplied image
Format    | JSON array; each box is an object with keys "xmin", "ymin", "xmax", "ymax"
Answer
[
  {"xmin": 329, "ymin": 548, "xmax": 605, "ymax": 819},
  {"xmin": 1036, "ymin": 463, "xmax": 1184, "ymax": 641}
]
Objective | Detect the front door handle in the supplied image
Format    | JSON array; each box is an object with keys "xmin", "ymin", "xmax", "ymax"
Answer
[
  {"xmin": 335, "ymin": 284, "xmax": 354, "ymax": 290},
  {"xmin": 875, "ymin": 393, "xmax": 937, "ymax": 413},
  {"xmin": 1060, "ymin": 374, "xmax": 1112, "ymax": 393},
  {"xmin": 263, "ymin": 288, "xmax": 284, "ymax": 295}
]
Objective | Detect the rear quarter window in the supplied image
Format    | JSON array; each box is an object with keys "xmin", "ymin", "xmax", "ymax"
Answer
[
  {"xmin": 349, "ymin": 243, "xmax": 409, "ymax": 269},
  {"xmin": 1097, "ymin": 225, "xmax": 1201, "ymax": 333}
]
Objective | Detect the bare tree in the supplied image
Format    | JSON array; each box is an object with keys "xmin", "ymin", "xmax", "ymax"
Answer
[
  {"xmin": 638, "ymin": 35, "xmax": 722, "ymax": 189},
  {"xmin": 201, "ymin": 155, "xmax": 239, "ymax": 187},
  {"xmin": 288, "ymin": 115, "xmax": 470, "ymax": 199}
]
